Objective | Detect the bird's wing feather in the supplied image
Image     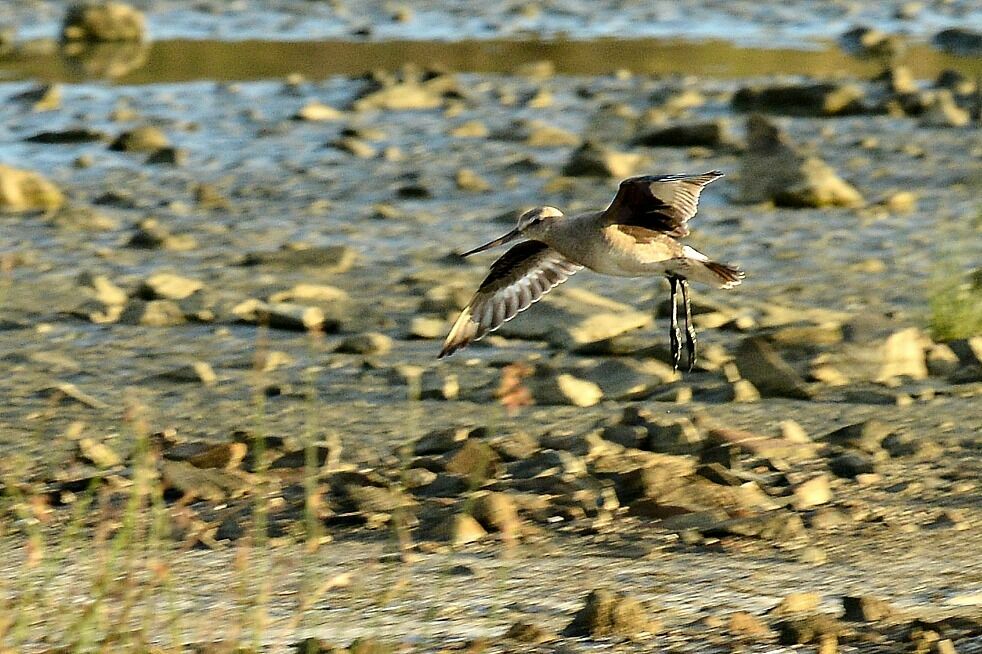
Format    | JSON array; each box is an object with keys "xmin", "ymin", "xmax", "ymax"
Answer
[
  {"xmin": 439, "ymin": 240, "xmax": 582, "ymax": 358},
  {"xmin": 603, "ymin": 170, "xmax": 723, "ymax": 238}
]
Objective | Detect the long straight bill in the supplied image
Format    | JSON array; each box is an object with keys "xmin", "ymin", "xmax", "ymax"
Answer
[{"xmin": 459, "ymin": 227, "xmax": 521, "ymax": 257}]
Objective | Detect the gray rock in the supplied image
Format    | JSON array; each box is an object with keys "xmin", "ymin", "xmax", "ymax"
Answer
[
  {"xmin": 0, "ymin": 164, "xmax": 65, "ymax": 213},
  {"xmin": 145, "ymin": 146, "xmax": 187, "ymax": 166},
  {"xmin": 840, "ymin": 26, "xmax": 905, "ymax": 59},
  {"xmin": 842, "ymin": 596, "xmax": 894, "ymax": 622},
  {"xmin": 336, "ymin": 332, "xmax": 392, "ymax": 355},
  {"xmin": 578, "ymin": 358, "xmax": 677, "ymax": 400},
  {"xmin": 702, "ymin": 510, "xmax": 807, "ymax": 542},
  {"xmin": 933, "ymin": 28, "xmax": 982, "ymax": 55},
  {"xmin": 828, "ymin": 451, "xmax": 876, "ymax": 478},
  {"xmin": 646, "ymin": 417, "xmax": 703, "ymax": 455},
  {"xmin": 822, "ymin": 420, "xmax": 892, "ymax": 453},
  {"xmin": 25, "ymin": 128, "xmax": 108, "ymax": 144},
  {"xmin": 507, "ymin": 450, "xmax": 586, "ymax": 479},
  {"xmin": 413, "ymin": 427, "xmax": 471, "ymax": 455},
  {"xmin": 562, "ymin": 141, "xmax": 643, "ymax": 178},
  {"xmin": 127, "ymin": 218, "xmax": 197, "ymax": 251},
  {"xmin": 62, "ymin": 2, "xmax": 146, "ymax": 42},
  {"xmin": 232, "ymin": 299, "xmax": 333, "ymax": 332},
  {"xmin": 492, "ymin": 119, "xmax": 580, "ymax": 147},
  {"xmin": 634, "ymin": 119, "xmax": 735, "ymax": 148},
  {"xmin": 733, "ymin": 83, "xmax": 866, "ymax": 116},
  {"xmin": 739, "ymin": 115, "xmax": 864, "ymax": 208},
  {"xmin": 734, "ymin": 337, "xmax": 812, "ymax": 399}
]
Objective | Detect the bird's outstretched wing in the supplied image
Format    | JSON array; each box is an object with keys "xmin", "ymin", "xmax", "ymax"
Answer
[
  {"xmin": 439, "ymin": 240, "xmax": 582, "ymax": 358},
  {"xmin": 603, "ymin": 170, "xmax": 723, "ymax": 238}
]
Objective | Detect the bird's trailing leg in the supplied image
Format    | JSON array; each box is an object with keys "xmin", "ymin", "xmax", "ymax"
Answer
[
  {"xmin": 679, "ymin": 278, "xmax": 697, "ymax": 372},
  {"xmin": 668, "ymin": 276, "xmax": 682, "ymax": 372}
]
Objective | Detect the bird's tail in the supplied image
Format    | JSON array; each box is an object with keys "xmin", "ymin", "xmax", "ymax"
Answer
[{"xmin": 702, "ymin": 261, "xmax": 745, "ymax": 289}]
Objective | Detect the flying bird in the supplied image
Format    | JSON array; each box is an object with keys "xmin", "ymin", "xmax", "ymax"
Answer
[{"xmin": 439, "ymin": 171, "xmax": 744, "ymax": 371}]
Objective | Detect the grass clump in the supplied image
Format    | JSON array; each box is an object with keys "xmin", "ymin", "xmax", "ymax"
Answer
[{"xmin": 928, "ymin": 268, "xmax": 982, "ymax": 341}]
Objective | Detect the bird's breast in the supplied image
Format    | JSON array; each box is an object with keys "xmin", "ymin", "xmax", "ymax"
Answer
[{"xmin": 547, "ymin": 224, "xmax": 678, "ymax": 277}]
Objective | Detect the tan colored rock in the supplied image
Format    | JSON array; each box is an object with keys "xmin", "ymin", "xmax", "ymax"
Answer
[
  {"xmin": 353, "ymin": 83, "xmax": 442, "ymax": 111},
  {"xmin": 0, "ymin": 165, "xmax": 65, "ymax": 213},
  {"xmin": 138, "ymin": 272, "xmax": 203, "ymax": 300},
  {"xmin": 563, "ymin": 589, "xmax": 659, "ymax": 638},
  {"xmin": 728, "ymin": 611, "xmax": 771, "ymax": 638},
  {"xmin": 438, "ymin": 513, "xmax": 487, "ymax": 546},
  {"xmin": 530, "ymin": 372, "xmax": 603, "ymax": 407},
  {"xmin": 79, "ymin": 273, "xmax": 127, "ymax": 305},
  {"xmin": 293, "ymin": 101, "xmax": 344, "ymax": 121},
  {"xmin": 109, "ymin": 126, "xmax": 169, "ymax": 152},
  {"xmin": 792, "ymin": 474, "xmax": 832, "ymax": 510},
  {"xmin": 768, "ymin": 592, "xmax": 822, "ymax": 616},
  {"xmin": 739, "ymin": 115, "xmax": 863, "ymax": 208},
  {"xmin": 62, "ymin": 2, "xmax": 147, "ymax": 42},
  {"xmin": 471, "ymin": 491, "xmax": 522, "ymax": 538},
  {"xmin": 877, "ymin": 328, "xmax": 929, "ymax": 382},
  {"xmin": 268, "ymin": 284, "xmax": 348, "ymax": 304}
]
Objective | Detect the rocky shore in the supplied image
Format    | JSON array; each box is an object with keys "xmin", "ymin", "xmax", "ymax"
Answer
[{"xmin": 0, "ymin": 3, "xmax": 980, "ymax": 653}]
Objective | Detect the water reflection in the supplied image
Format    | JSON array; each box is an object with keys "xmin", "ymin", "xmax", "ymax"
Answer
[
  {"xmin": 62, "ymin": 41, "xmax": 149, "ymax": 79},
  {"xmin": 0, "ymin": 36, "xmax": 979, "ymax": 84}
]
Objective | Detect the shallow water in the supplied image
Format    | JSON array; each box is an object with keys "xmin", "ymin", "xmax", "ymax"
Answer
[{"xmin": 5, "ymin": 0, "xmax": 980, "ymax": 45}]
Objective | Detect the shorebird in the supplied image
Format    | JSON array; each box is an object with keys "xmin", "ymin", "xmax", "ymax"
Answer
[{"xmin": 438, "ymin": 171, "xmax": 744, "ymax": 371}]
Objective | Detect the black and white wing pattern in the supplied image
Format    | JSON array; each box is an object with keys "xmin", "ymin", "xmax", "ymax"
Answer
[
  {"xmin": 603, "ymin": 170, "xmax": 723, "ymax": 238},
  {"xmin": 439, "ymin": 240, "xmax": 582, "ymax": 358}
]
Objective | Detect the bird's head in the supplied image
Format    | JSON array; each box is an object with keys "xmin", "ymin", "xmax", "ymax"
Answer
[
  {"xmin": 516, "ymin": 206, "xmax": 564, "ymax": 237},
  {"xmin": 460, "ymin": 206, "xmax": 564, "ymax": 257}
]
